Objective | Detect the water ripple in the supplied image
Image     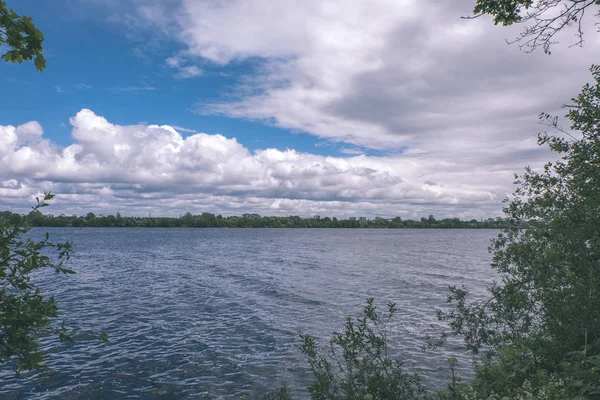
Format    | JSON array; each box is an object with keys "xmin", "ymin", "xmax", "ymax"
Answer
[{"xmin": 0, "ymin": 228, "xmax": 497, "ymax": 399}]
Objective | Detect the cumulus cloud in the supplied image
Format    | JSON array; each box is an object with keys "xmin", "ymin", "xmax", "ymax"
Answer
[{"xmin": 0, "ymin": 109, "xmax": 530, "ymax": 218}]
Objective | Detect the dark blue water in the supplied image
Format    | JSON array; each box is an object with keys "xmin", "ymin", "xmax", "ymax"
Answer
[{"xmin": 1, "ymin": 228, "xmax": 497, "ymax": 399}]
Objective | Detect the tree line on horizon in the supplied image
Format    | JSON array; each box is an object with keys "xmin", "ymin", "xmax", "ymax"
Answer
[{"xmin": 0, "ymin": 210, "xmax": 512, "ymax": 229}]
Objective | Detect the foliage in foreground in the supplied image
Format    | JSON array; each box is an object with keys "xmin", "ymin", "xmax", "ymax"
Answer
[
  {"xmin": 265, "ymin": 299, "xmax": 599, "ymax": 399},
  {"xmin": 0, "ymin": 0, "xmax": 46, "ymax": 71},
  {"xmin": 0, "ymin": 192, "xmax": 75, "ymax": 372},
  {"xmin": 299, "ymin": 298, "xmax": 428, "ymax": 400}
]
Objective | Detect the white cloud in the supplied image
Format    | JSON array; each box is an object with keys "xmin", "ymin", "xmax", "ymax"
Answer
[
  {"xmin": 165, "ymin": 55, "xmax": 202, "ymax": 79},
  {"xmin": 172, "ymin": 125, "xmax": 197, "ymax": 133},
  {"xmin": 110, "ymin": 83, "xmax": 157, "ymax": 92},
  {"xmin": 339, "ymin": 148, "xmax": 365, "ymax": 156},
  {"xmin": 0, "ymin": 122, "xmax": 44, "ymax": 159},
  {"xmin": 0, "ymin": 109, "xmax": 538, "ymax": 218}
]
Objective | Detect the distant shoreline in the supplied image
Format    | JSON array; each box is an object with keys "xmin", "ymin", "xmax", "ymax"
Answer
[
  {"xmin": 27, "ymin": 225, "xmax": 505, "ymax": 229},
  {"xmin": 1, "ymin": 210, "xmax": 513, "ymax": 230}
]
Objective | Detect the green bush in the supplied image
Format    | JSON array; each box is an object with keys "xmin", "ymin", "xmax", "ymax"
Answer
[
  {"xmin": 262, "ymin": 298, "xmax": 429, "ymax": 400},
  {"xmin": 0, "ymin": 192, "xmax": 75, "ymax": 373}
]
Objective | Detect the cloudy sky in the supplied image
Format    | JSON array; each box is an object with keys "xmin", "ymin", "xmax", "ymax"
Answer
[{"xmin": 1, "ymin": 0, "xmax": 599, "ymax": 219}]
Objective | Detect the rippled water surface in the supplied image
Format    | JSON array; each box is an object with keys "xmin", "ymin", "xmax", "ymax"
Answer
[{"xmin": 1, "ymin": 228, "xmax": 498, "ymax": 399}]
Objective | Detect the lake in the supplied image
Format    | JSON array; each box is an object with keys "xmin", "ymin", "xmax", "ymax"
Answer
[{"xmin": 1, "ymin": 228, "xmax": 498, "ymax": 399}]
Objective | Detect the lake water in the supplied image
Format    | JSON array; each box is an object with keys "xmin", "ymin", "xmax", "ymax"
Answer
[{"xmin": 1, "ymin": 228, "xmax": 498, "ymax": 399}]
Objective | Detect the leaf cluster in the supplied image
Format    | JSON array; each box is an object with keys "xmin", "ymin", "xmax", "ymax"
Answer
[{"xmin": 0, "ymin": 0, "xmax": 45, "ymax": 71}]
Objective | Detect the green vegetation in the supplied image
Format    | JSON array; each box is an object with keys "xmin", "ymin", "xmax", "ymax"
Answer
[
  {"xmin": 0, "ymin": 192, "xmax": 76, "ymax": 373},
  {"xmin": 298, "ymin": 298, "xmax": 428, "ymax": 400},
  {"xmin": 265, "ymin": 297, "xmax": 597, "ymax": 399},
  {"xmin": 0, "ymin": 211, "xmax": 511, "ymax": 229},
  {"xmin": 0, "ymin": 194, "xmax": 108, "ymax": 375},
  {"xmin": 0, "ymin": 0, "xmax": 46, "ymax": 71}
]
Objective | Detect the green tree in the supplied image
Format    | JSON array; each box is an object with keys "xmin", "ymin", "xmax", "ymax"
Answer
[
  {"xmin": 470, "ymin": 0, "xmax": 600, "ymax": 53},
  {"xmin": 26, "ymin": 209, "xmax": 44, "ymax": 226},
  {"xmin": 0, "ymin": 0, "xmax": 46, "ymax": 71},
  {"xmin": 437, "ymin": 65, "xmax": 600, "ymax": 398},
  {"xmin": 0, "ymin": 192, "xmax": 75, "ymax": 373}
]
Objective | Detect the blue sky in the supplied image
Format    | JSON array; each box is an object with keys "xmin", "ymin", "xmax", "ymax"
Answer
[
  {"xmin": 1, "ymin": 0, "xmax": 337, "ymax": 155},
  {"xmin": 1, "ymin": 0, "xmax": 599, "ymax": 218}
]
